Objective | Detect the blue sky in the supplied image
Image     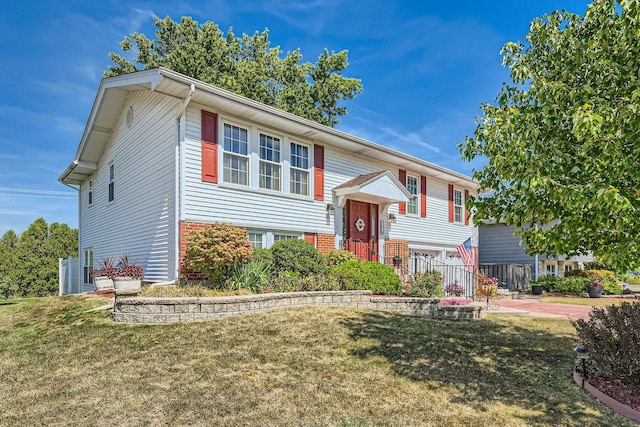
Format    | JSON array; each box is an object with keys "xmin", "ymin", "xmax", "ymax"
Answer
[{"xmin": 0, "ymin": 0, "xmax": 592, "ymax": 236}]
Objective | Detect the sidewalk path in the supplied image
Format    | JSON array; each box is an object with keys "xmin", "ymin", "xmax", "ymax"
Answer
[{"xmin": 486, "ymin": 297, "xmax": 594, "ymax": 320}]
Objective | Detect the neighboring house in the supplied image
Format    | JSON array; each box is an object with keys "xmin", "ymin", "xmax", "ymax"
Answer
[
  {"xmin": 59, "ymin": 68, "xmax": 478, "ymax": 293},
  {"xmin": 478, "ymin": 223, "xmax": 594, "ymax": 281}
]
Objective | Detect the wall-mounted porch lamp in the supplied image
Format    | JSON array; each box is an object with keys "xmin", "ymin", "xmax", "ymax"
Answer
[
  {"xmin": 388, "ymin": 213, "xmax": 397, "ymax": 224},
  {"xmin": 326, "ymin": 203, "xmax": 335, "ymax": 213}
]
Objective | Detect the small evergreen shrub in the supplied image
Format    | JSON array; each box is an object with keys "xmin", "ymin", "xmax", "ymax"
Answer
[
  {"xmin": 328, "ymin": 260, "xmax": 401, "ymax": 295},
  {"xmin": 227, "ymin": 259, "xmax": 271, "ymax": 293},
  {"xmin": 327, "ymin": 249, "xmax": 356, "ymax": 266},
  {"xmin": 185, "ymin": 223, "xmax": 254, "ymax": 287},
  {"xmin": 269, "ymin": 272, "xmax": 340, "ymax": 293},
  {"xmin": 574, "ymin": 301, "xmax": 640, "ymax": 392},
  {"xmin": 270, "ymin": 239, "xmax": 327, "ymax": 277}
]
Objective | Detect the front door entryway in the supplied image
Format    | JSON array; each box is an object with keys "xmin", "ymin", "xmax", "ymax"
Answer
[{"xmin": 345, "ymin": 200, "xmax": 378, "ymax": 261}]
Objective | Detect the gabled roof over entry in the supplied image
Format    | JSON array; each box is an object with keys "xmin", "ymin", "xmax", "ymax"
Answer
[{"xmin": 333, "ymin": 170, "xmax": 411, "ymax": 209}]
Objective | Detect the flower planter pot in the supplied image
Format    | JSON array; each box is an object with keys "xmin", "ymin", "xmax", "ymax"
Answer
[
  {"xmin": 113, "ymin": 277, "xmax": 142, "ymax": 293},
  {"xmin": 93, "ymin": 276, "xmax": 114, "ymax": 291},
  {"xmin": 531, "ymin": 285, "xmax": 543, "ymax": 295},
  {"xmin": 588, "ymin": 287, "xmax": 603, "ymax": 298}
]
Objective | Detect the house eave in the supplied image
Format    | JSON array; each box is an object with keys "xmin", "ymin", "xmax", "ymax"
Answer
[{"xmin": 61, "ymin": 67, "xmax": 477, "ymax": 188}]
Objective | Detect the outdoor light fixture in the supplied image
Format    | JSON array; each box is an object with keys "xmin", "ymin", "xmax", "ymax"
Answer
[
  {"xmin": 326, "ymin": 203, "xmax": 335, "ymax": 213},
  {"xmin": 388, "ymin": 213, "xmax": 397, "ymax": 224},
  {"xmin": 574, "ymin": 344, "xmax": 589, "ymax": 388}
]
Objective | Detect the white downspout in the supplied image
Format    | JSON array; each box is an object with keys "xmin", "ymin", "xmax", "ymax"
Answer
[{"xmin": 171, "ymin": 83, "xmax": 196, "ymax": 283}]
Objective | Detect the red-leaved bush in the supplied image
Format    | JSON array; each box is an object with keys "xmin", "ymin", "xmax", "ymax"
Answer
[
  {"xmin": 185, "ymin": 223, "xmax": 253, "ymax": 286},
  {"xmin": 573, "ymin": 301, "xmax": 640, "ymax": 392}
]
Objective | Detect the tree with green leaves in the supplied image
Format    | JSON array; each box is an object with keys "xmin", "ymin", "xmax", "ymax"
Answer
[
  {"xmin": 0, "ymin": 218, "xmax": 77, "ymax": 298},
  {"xmin": 460, "ymin": 0, "xmax": 640, "ymax": 271},
  {"xmin": 105, "ymin": 16, "xmax": 363, "ymax": 127}
]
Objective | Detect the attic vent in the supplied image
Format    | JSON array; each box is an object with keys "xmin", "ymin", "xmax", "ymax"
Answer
[{"xmin": 126, "ymin": 106, "xmax": 134, "ymax": 128}]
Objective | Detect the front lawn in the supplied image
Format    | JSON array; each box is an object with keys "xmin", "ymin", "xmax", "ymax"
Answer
[
  {"xmin": 541, "ymin": 295, "xmax": 631, "ymax": 307},
  {"xmin": 0, "ymin": 295, "xmax": 633, "ymax": 426}
]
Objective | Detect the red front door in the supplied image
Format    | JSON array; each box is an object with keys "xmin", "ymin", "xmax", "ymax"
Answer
[{"xmin": 346, "ymin": 200, "xmax": 378, "ymax": 261}]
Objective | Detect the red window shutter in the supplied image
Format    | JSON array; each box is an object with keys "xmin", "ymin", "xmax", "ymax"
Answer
[
  {"xmin": 420, "ymin": 175, "xmax": 427, "ymax": 218},
  {"xmin": 201, "ymin": 110, "xmax": 218, "ymax": 183},
  {"xmin": 464, "ymin": 189, "xmax": 470, "ymax": 225},
  {"xmin": 399, "ymin": 169, "xmax": 407, "ymax": 215},
  {"xmin": 303, "ymin": 233, "xmax": 316, "ymax": 247},
  {"xmin": 314, "ymin": 145, "xmax": 325, "ymax": 201},
  {"xmin": 448, "ymin": 184, "xmax": 454, "ymax": 223}
]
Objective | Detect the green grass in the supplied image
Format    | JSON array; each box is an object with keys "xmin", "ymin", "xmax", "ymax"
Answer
[
  {"xmin": 0, "ymin": 295, "xmax": 634, "ymax": 426},
  {"xmin": 540, "ymin": 295, "xmax": 631, "ymax": 307}
]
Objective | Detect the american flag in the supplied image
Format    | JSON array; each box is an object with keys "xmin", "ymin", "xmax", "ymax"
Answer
[{"xmin": 457, "ymin": 238, "xmax": 475, "ymax": 271}]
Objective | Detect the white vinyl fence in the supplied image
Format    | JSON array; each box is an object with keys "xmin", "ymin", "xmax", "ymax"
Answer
[{"xmin": 59, "ymin": 256, "xmax": 80, "ymax": 295}]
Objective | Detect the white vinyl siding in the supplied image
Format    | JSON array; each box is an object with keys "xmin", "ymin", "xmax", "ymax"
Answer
[{"xmin": 78, "ymin": 91, "xmax": 179, "ymax": 283}]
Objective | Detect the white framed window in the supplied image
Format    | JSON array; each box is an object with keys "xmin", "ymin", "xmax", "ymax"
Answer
[
  {"xmin": 453, "ymin": 188, "xmax": 464, "ymax": 223},
  {"xmin": 83, "ymin": 248, "xmax": 94, "ymax": 285},
  {"xmin": 545, "ymin": 264, "xmax": 557, "ymax": 277},
  {"xmin": 564, "ymin": 264, "xmax": 573, "ymax": 273},
  {"xmin": 108, "ymin": 163, "xmax": 115, "ymax": 203},
  {"xmin": 259, "ymin": 133, "xmax": 281, "ymax": 191},
  {"xmin": 406, "ymin": 175, "xmax": 418, "ymax": 215},
  {"xmin": 88, "ymin": 179, "xmax": 93, "ymax": 206},
  {"xmin": 290, "ymin": 142, "xmax": 309, "ymax": 196},
  {"xmin": 248, "ymin": 231, "xmax": 264, "ymax": 249},
  {"xmin": 223, "ymin": 123, "xmax": 249, "ymax": 185},
  {"xmin": 273, "ymin": 233, "xmax": 298, "ymax": 243}
]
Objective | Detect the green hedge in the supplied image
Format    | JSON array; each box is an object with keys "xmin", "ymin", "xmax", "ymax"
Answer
[{"xmin": 328, "ymin": 260, "xmax": 402, "ymax": 295}]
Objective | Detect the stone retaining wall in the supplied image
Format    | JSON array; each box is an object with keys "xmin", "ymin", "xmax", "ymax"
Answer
[{"xmin": 113, "ymin": 291, "xmax": 486, "ymax": 324}]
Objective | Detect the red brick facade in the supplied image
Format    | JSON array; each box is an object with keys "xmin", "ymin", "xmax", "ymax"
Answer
[
  {"xmin": 179, "ymin": 221, "xmax": 210, "ymax": 280},
  {"xmin": 383, "ymin": 239, "xmax": 409, "ymax": 269},
  {"xmin": 317, "ymin": 233, "xmax": 336, "ymax": 255}
]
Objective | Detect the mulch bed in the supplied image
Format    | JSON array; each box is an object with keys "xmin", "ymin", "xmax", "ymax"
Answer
[
  {"xmin": 87, "ymin": 289, "xmax": 115, "ymax": 299},
  {"xmin": 588, "ymin": 375, "xmax": 640, "ymax": 412}
]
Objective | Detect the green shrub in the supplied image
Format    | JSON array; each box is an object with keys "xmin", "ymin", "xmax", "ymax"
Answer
[
  {"xmin": 227, "ymin": 259, "xmax": 271, "ymax": 293},
  {"xmin": 548, "ymin": 276, "xmax": 589, "ymax": 295},
  {"xmin": 574, "ymin": 301, "xmax": 640, "ymax": 392},
  {"xmin": 328, "ymin": 260, "xmax": 401, "ymax": 295},
  {"xmin": 602, "ymin": 277, "xmax": 623, "ymax": 295},
  {"xmin": 252, "ymin": 248, "xmax": 274, "ymax": 274},
  {"xmin": 269, "ymin": 272, "xmax": 340, "ymax": 293},
  {"xmin": 327, "ymin": 249, "xmax": 356, "ymax": 266},
  {"xmin": 185, "ymin": 223, "xmax": 254, "ymax": 287},
  {"xmin": 403, "ymin": 271, "xmax": 444, "ymax": 297},
  {"xmin": 271, "ymin": 239, "xmax": 327, "ymax": 277},
  {"xmin": 531, "ymin": 276, "xmax": 561, "ymax": 291}
]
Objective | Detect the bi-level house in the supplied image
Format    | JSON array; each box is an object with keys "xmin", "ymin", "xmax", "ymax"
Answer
[{"xmin": 59, "ymin": 68, "xmax": 478, "ymax": 293}]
